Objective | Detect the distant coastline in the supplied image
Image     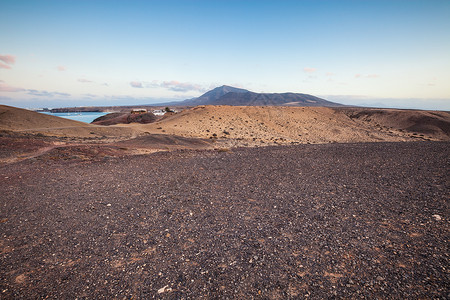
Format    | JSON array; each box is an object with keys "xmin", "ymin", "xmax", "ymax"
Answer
[
  {"xmin": 39, "ymin": 111, "xmax": 108, "ymax": 123},
  {"xmin": 35, "ymin": 105, "xmax": 175, "ymax": 113}
]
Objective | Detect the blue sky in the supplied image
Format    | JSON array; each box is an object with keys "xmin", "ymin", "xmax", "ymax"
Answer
[{"xmin": 1, "ymin": 0, "xmax": 449, "ymax": 109}]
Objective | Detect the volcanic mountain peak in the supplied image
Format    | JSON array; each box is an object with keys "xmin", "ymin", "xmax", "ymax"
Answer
[
  {"xmin": 169, "ymin": 85, "xmax": 342, "ymax": 107},
  {"xmin": 210, "ymin": 85, "xmax": 249, "ymax": 94},
  {"xmin": 180, "ymin": 85, "xmax": 249, "ymax": 106}
]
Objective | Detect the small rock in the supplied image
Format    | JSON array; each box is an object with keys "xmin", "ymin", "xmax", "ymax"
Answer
[
  {"xmin": 376, "ymin": 276, "xmax": 385, "ymax": 281},
  {"xmin": 106, "ymin": 203, "xmax": 111, "ymax": 207},
  {"xmin": 432, "ymin": 214, "xmax": 442, "ymax": 221},
  {"xmin": 157, "ymin": 285, "xmax": 172, "ymax": 294}
]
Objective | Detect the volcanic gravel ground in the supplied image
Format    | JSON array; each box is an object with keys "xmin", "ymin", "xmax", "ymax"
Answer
[{"xmin": 0, "ymin": 142, "xmax": 448, "ymax": 299}]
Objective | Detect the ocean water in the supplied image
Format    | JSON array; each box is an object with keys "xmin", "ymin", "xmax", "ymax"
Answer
[{"xmin": 40, "ymin": 112, "xmax": 108, "ymax": 124}]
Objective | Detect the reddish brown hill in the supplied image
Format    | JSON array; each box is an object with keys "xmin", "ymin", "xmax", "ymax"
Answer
[{"xmin": 92, "ymin": 112, "xmax": 158, "ymax": 125}]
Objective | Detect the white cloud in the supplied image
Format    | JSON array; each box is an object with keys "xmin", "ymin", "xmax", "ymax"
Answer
[
  {"xmin": 160, "ymin": 81, "xmax": 204, "ymax": 92},
  {"xmin": 130, "ymin": 81, "xmax": 143, "ymax": 88},
  {"xmin": 131, "ymin": 80, "xmax": 206, "ymax": 92},
  {"xmin": 0, "ymin": 54, "xmax": 16, "ymax": 65},
  {"xmin": 303, "ymin": 67, "xmax": 316, "ymax": 73}
]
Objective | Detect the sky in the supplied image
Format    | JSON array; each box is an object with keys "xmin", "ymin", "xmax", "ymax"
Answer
[{"xmin": 1, "ymin": 0, "xmax": 449, "ymax": 110}]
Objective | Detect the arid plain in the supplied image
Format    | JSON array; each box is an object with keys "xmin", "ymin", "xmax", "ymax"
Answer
[{"xmin": 0, "ymin": 104, "xmax": 449, "ymax": 162}]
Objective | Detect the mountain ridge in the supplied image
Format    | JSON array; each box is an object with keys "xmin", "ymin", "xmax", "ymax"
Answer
[
  {"xmin": 180, "ymin": 85, "xmax": 249, "ymax": 106},
  {"xmin": 160, "ymin": 85, "xmax": 342, "ymax": 107}
]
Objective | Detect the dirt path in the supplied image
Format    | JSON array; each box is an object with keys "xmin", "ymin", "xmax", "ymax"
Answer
[
  {"xmin": 1, "ymin": 145, "xmax": 62, "ymax": 164},
  {"xmin": 0, "ymin": 133, "xmax": 214, "ymax": 164},
  {"xmin": 0, "ymin": 142, "xmax": 448, "ymax": 298}
]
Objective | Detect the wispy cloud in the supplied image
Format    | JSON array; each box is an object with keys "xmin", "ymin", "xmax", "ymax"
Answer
[
  {"xmin": 325, "ymin": 72, "xmax": 335, "ymax": 77},
  {"xmin": 303, "ymin": 67, "xmax": 316, "ymax": 73},
  {"xmin": 0, "ymin": 83, "xmax": 25, "ymax": 92},
  {"xmin": 0, "ymin": 82, "xmax": 70, "ymax": 97},
  {"xmin": 129, "ymin": 79, "xmax": 206, "ymax": 92},
  {"xmin": 78, "ymin": 78, "xmax": 93, "ymax": 83},
  {"xmin": 83, "ymin": 93, "xmax": 97, "ymax": 98},
  {"xmin": 26, "ymin": 89, "xmax": 70, "ymax": 97},
  {"xmin": 0, "ymin": 54, "xmax": 16, "ymax": 65},
  {"xmin": 0, "ymin": 62, "xmax": 12, "ymax": 69},
  {"xmin": 140, "ymin": 80, "xmax": 205, "ymax": 92},
  {"xmin": 130, "ymin": 81, "xmax": 143, "ymax": 88},
  {"xmin": 57, "ymin": 65, "xmax": 66, "ymax": 71},
  {"xmin": 160, "ymin": 81, "xmax": 204, "ymax": 92}
]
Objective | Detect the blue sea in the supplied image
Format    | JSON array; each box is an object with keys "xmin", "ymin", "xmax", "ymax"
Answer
[{"xmin": 40, "ymin": 112, "xmax": 108, "ymax": 123}]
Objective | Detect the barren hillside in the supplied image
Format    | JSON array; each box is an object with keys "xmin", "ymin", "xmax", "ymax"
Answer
[
  {"xmin": 339, "ymin": 108, "xmax": 450, "ymax": 140},
  {"xmin": 0, "ymin": 105, "xmax": 138, "ymax": 140},
  {"xmin": 1, "ymin": 104, "xmax": 449, "ymax": 161},
  {"xmin": 132, "ymin": 105, "xmax": 449, "ymax": 147},
  {"xmin": 0, "ymin": 105, "xmax": 88, "ymax": 130}
]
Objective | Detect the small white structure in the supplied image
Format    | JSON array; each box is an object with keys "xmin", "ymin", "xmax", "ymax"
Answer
[
  {"xmin": 152, "ymin": 109, "xmax": 166, "ymax": 116},
  {"xmin": 131, "ymin": 108, "xmax": 147, "ymax": 114}
]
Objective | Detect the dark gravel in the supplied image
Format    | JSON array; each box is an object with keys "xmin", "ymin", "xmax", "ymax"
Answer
[{"xmin": 0, "ymin": 142, "xmax": 448, "ymax": 299}]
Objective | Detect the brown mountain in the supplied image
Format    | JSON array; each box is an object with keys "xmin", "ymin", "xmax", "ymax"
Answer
[{"xmin": 167, "ymin": 85, "xmax": 342, "ymax": 107}]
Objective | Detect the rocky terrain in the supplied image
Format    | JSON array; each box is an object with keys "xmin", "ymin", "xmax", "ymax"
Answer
[
  {"xmin": 0, "ymin": 142, "xmax": 448, "ymax": 298},
  {"xmin": 1, "ymin": 103, "xmax": 449, "ymax": 298}
]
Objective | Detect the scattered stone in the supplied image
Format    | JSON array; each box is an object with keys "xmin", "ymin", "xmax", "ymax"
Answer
[
  {"xmin": 157, "ymin": 285, "xmax": 172, "ymax": 294},
  {"xmin": 432, "ymin": 214, "xmax": 442, "ymax": 221},
  {"xmin": 1, "ymin": 142, "xmax": 448, "ymax": 298}
]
